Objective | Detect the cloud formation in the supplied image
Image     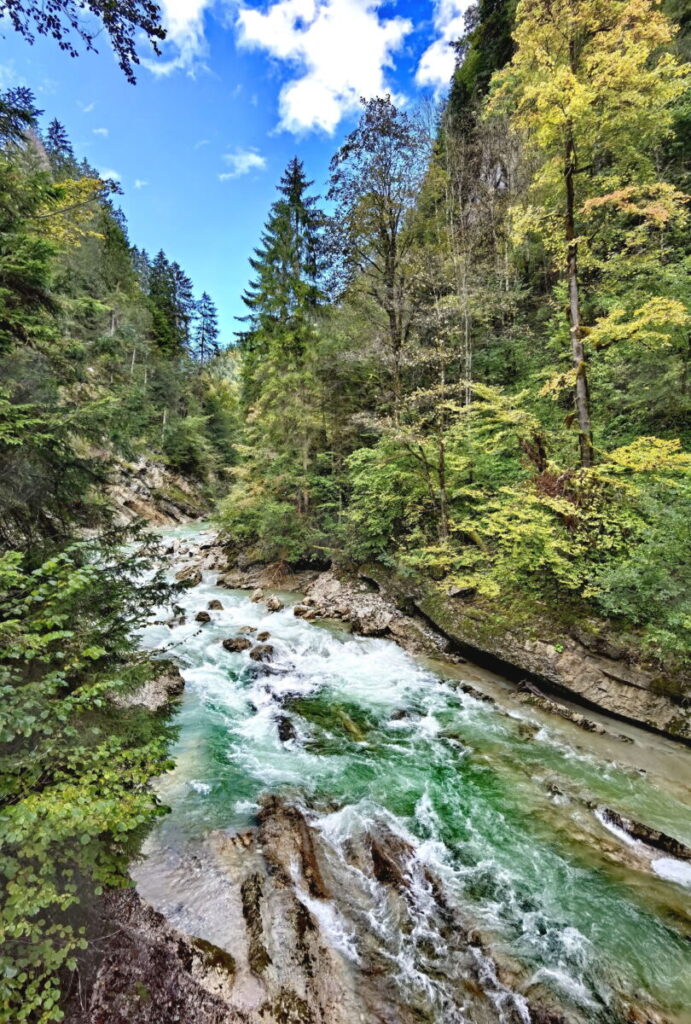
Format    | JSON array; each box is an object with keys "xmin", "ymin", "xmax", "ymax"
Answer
[
  {"xmin": 134, "ymin": 179, "xmax": 149, "ymax": 188},
  {"xmin": 98, "ymin": 168, "xmax": 121, "ymax": 182},
  {"xmin": 219, "ymin": 147, "xmax": 267, "ymax": 180},
  {"xmin": 415, "ymin": 0, "xmax": 470, "ymax": 92},
  {"xmin": 93, "ymin": 127, "xmax": 109, "ymax": 136},
  {"xmin": 236, "ymin": 0, "xmax": 412, "ymax": 133},
  {"xmin": 143, "ymin": 0, "xmax": 213, "ymax": 76}
]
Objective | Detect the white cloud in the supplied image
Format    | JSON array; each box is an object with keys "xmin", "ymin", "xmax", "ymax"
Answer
[
  {"xmin": 80, "ymin": 101, "xmax": 95, "ymax": 113},
  {"xmin": 98, "ymin": 168, "xmax": 121, "ymax": 182},
  {"xmin": 143, "ymin": 0, "xmax": 214, "ymax": 76},
  {"xmin": 93, "ymin": 127, "xmax": 109, "ymax": 137},
  {"xmin": 236, "ymin": 0, "xmax": 412, "ymax": 134},
  {"xmin": 134, "ymin": 179, "xmax": 149, "ymax": 188},
  {"xmin": 219, "ymin": 147, "xmax": 267, "ymax": 180},
  {"xmin": 415, "ymin": 0, "xmax": 471, "ymax": 92}
]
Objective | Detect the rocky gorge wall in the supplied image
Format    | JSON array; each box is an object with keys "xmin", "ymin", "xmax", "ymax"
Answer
[{"xmin": 107, "ymin": 457, "xmax": 208, "ymax": 526}]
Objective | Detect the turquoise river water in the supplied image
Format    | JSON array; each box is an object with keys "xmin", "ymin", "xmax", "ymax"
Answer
[{"xmin": 133, "ymin": 526, "xmax": 691, "ymax": 1024}]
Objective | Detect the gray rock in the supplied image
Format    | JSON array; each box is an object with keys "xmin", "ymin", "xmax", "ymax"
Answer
[
  {"xmin": 265, "ymin": 595, "xmax": 284, "ymax": 613},
  {"xmin": 250, "ymin": 588, "xmax": 264, "ymax": 603},
  {"xmin": 207, "ymin": 599, "xmax": 224, "ymax": 610},
  {"xmin": 195, "ymin": 611, "xmax": 211, "ymax": 624}
]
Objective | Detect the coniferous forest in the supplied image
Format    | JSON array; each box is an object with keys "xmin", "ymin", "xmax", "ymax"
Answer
[{"xmin": 1, "ymin": 1, "xmax": 690, "ymax": 1022}]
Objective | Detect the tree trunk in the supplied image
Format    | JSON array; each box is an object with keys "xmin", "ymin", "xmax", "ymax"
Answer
[{"xmin": 565, "ymin": 129, "xmax": 594, "ymax": 468}]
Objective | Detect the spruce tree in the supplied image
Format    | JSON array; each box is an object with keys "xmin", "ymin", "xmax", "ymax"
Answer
[
  {"xmin": 148, "ymin": 250, "xmax": 179, "ymax": 354},
  {"xmin": 194, "ymin": 291, "xmax": 220, "ymax": 364},
  {"xmin": 170, "ymin": 261, "xmax": 196, "ymax": 351},
  {"xmin": 44, "ymin": 117, "xmax": 75, "ymax": 172},
  {"xmin": 238, "ymin": 156, "xmax": 323, "ymax": 396}
]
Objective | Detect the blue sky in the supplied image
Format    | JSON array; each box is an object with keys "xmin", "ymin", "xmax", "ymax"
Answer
[{"xmin": 1, "ymin": 0, "xmax": 470, "ymax": 341}]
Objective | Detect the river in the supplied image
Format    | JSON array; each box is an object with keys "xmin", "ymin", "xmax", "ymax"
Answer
[{"xmin": 132, "ymin": 525, "xmax": 691, "ymax": 1024}]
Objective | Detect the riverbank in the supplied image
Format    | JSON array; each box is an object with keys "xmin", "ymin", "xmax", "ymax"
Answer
[
  {"xmin": 68, "ymin": 526, "xmax": 691, "ymax": 1024},
  {"xmin": 194, "ymin": 533, "xmax": 690, "ymax": 745}
]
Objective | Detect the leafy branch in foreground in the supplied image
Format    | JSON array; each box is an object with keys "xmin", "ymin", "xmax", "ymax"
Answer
[
  {"xmin": 0, "ymin": 0, "xmax": 166, "ymax": 83},
  {"xmin": 0, "ymin": 530, "xmax": 176, "ymax": 1023}
]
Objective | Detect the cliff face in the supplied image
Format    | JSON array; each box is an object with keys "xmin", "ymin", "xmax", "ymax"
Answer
[{"xmin": 107, "ymin": 458, "xmax": 207, "ymax": 526}]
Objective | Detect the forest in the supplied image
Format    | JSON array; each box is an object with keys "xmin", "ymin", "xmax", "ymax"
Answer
[
  {"xmin": 224, "ymin": 0, "xmax": 691, "ymax": 667},
  {"xmin": 0, "ymin": 0, "xmax": 690, "ymax": 1020}
]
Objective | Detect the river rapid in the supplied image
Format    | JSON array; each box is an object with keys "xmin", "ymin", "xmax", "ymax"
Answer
[{"xmin": 132, "ymin": 525, "xmax": 691, "ymax": 1024}]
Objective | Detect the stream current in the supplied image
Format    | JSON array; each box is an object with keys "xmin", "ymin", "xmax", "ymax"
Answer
[{"xmin": 133, "ymin": 526, "xmax": 691, "ymax": 1024}]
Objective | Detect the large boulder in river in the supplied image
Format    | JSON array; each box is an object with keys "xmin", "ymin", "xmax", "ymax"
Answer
[
  {"xmin": 195, "ymin": 611, "xmax": 211, "ymax": 623},
  {"xmin": 257, "ymin": 631, "xmax": 270, "ymax": 642},
  {"xmin": 294, "ymin": 604, "xmax": 316, "ymax": 620},
  {"xmin": 222, "ymin": 636, "xmax": 252, "ymax": 653},
  {"xmin": 207, "ymin": 599, "xmax": 224, "ymax": 610},
  {"xmin": 265, "ymin": 595, "xmax": 284, "ymax": 613},
  {"xmin": 250, "ymin": 588, "xmax": 264, "ymax": 603},
  {"xmin": 250, "ymin": 643, "xmax": 274, "ymax": 662},
  {"xmin": 175, "ymin": 565, "xmax": 202, "ymax": 587}
]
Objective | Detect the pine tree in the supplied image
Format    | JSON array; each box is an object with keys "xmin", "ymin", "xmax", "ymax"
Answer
[
  {"xmin": 0, "ymin": 87, "xmax": 41, "ymax": 144},
  {"xmin": 148, "ymin": 250, "xmax": 179, "ymax": 354},
  {"xmin": 170, "ymin": 261, "xmax": 196, "ymax": 351},
  {"xmin": 238, "ymin": 156, "xmax": 323, "ymax": 396},
  {"xmin": 194, "ymin": 291, "xmax": 220, "ymax": 364},
  {"xmin": 44, "ymin": 118, "xmax": 74, "ymax": 172}
]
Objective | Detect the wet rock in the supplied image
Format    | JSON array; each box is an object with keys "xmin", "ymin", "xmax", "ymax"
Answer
[
  {"xmin": 257, "ymin": 796, "xmax": 330, "ymax": 900},
  {"xmin": 336, "ymin": 708, "xmax": 365, "ymax": 741},
  {"xmin": 256, "ymin": 631, "xmax": 270, "ymax": 642},
  {"xmin": 517, "ymin": 686, "xmax": 607, "ymax": 735},
  {"xmin": 250, "ymin": 643, "xmax": 274, "ymax": 662},
  {"xmin": 207, "ymin": 599, "xmax": 224, "ymax": 610},
  {"xmin": 459, "ymin": 682, "xmax": 496, "ymax": 704},
  {"xmin": 293, "ymin": 604, "xmax": 316, "ymax": 620},
  {"xmin": 166, "ymin": 612, "xmax": 186, "ymax": 627},
  {"xmin": 368, "ymin": 833, "xmax": 413, "ymax": 887},
  {"xmin": 199, "ymin": 795, "xmax": 572, "ymax": 1024},
  {"xmin": 601, "ymin": 808, "xmax": 691, "ymax": 860},
  {"xmin": 516, "ymin": 720, "xmax": 539, "ymax": 740},
  {"xmin": 175, "ymin": 565, "xmax": 202, "ymax": 587},
  {"xmin": 240, "ymin": 874, "xmax": 271, "ymax": 976},
  {"xmin": 276, "ymin": 714, "xmax": 297, "ymax": 743},
  {"xmin": 250, "ymin": 588, "xmax": 264, "ymax": 603},
  {"xmin": 216, "ymin": 571, "xmax": 245, "ymax": 588},
  {"xmin": 265, "ymin": 595, "xmax": 284, "ymax": 613},
  {"xmin": 222, "ymin": 636, "xmax": 253, "ymax": 653},
  {"xmin": 195, "ymin": 611, "xmax": 212, "ymax": 624},
  {"xmin": 238, "ymin": 625, "xmax": 257, "ymax": 634}
]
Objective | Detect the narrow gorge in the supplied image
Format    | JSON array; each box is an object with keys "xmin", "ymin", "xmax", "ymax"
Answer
[{"xmin": 81, "ymin": 524, "xmax": 691, "ymax": 1024}]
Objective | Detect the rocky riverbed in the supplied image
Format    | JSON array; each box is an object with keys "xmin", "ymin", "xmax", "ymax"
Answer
[{"xmin": 70, "ymin": 527, "xmax": 691, "ymax": 1024}]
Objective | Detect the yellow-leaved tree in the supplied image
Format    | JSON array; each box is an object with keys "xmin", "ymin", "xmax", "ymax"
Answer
[{"xmin": 489, "ymin": 0, "xmax": 689, "ymax": 466}]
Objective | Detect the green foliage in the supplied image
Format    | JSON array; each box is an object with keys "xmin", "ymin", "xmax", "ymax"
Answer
[
  {"xmin": 227, "ymin": 37, "xmax": 691, "ymax": 667},
  {"xmin": 0, "ymin": 531, "xmax": 176, "ymax": 1022}
]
